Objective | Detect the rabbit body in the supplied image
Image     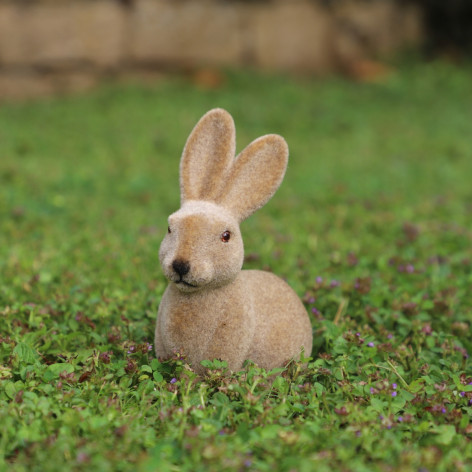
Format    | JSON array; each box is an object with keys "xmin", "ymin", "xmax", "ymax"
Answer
[
  {"xmin": 154, "ymin": 109, "xmax": 313, "ymax": 373},
  {"xmin": 156, "ymin": 270, "xmax": 312, "ymax": 373}
]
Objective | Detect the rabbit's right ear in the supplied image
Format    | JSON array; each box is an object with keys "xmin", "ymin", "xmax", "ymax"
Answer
[
  {"xmin": 216, "ymin": 134, "xmax": 289, "ymax": 222},
  {"xmin": 180, "ymin": 108, "xmax": 235, "ymax": 204}
]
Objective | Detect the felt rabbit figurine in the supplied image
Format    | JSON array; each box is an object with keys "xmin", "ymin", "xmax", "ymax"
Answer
[{"xmin": 155, "ymin": 108, "xmax": 313, "ymax": 374}]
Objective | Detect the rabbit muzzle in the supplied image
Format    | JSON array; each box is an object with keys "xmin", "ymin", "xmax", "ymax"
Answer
[{"xmin": 170, "ymin": 259, "xmax": 198, "ymax": 289}]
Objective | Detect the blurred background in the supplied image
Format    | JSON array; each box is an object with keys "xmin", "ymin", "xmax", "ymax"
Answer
[
  {"xmin": 0, "ymin": 0, "xmax": 471, "ymax": 100},
  {"xmin": 1, "ymin": 0, "xmax": 471, "ymax": 301}
]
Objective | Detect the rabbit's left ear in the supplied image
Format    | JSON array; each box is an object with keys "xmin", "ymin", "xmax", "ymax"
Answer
[{"xmin": 216, "ymin": 134, "xmax": 288, "ymax": 222}]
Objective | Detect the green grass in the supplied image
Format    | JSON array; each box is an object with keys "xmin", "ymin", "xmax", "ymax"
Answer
[{"xmin": 1, "ymin": 61, "xmax": 472, "ymax": 471}]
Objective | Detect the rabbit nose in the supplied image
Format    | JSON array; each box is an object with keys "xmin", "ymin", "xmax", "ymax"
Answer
[{"xmin": 172, "ymin": 259, "xmax": 190, "ymax": 277}]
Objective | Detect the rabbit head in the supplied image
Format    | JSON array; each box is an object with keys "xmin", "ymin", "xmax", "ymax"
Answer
[{"xmin": 159, "ymin": 108, "xmax": 288, "ymax": 292}]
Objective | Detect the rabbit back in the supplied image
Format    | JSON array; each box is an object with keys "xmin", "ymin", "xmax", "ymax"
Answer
[{"xmin": 244, "ymin": 270, "xmax": 312, "ymax": 368}]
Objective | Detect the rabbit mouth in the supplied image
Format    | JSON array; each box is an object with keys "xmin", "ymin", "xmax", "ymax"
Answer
[{"xmin": 175, "ymin": 278, "xmax": 198, "ymax": 288}]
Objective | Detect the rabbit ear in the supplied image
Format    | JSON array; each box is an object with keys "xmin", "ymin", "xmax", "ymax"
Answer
[
  {"xmin": 180, "ymin": 108, "xmax": 235, "ymax": 203},
  {"xmin": 216, "ymin": 134, "xmax": 288, "ymax": 222}
]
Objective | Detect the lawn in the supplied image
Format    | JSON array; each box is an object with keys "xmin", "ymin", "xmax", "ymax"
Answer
[{"xmin": 1, "ymin": 61, "xmax": 472, "ymax": 471}]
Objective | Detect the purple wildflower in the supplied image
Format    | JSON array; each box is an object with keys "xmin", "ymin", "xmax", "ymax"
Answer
[
  {"xmin": 387, "ymin": 333, "xmax": 393, "ymax": 339},
  {"xmin": 370, "ymin": 387, "xmax": 375, "ymax": 394},
  {"xmin": 392, "ymin": 383, "xmax": 397, "ymax": 389},
  {"xmin": 422, "ymin": 324, "xmax": 433, "ymax": 335},
  {"xmin": 398, "ymin": 416, "xmax": 403, "ymax": 422},
  {"xmin": 315, "ymin": 276, "xmax": 323, "ymax": 284},
  {"xmin": 460, "ymin": 391, "xmax": 466, "ymax": 397},
  {"xmin": 170, "ymin": 378, "xmax": 177, "ymax": 384},
  {"xmin": 99, "ymin": 351, "xmax": 111, "ymax": 364},
  {"xmin": 308, "ymin": 297, "xmax": 316, "ymax": 304},
  {"xmin": 330, "ymin": 279, "xmax": 340, "ymax": 288},
  {"xmin": 367, "ymin": 342, "xmax": 375, "ymax": 347},
  {"xmin": 406, "ymin": 264, "xmax": 415, "ymax": 273},
  {"xmin": 441, "ymin": 407, "xmax": 446, "ymax": 414},
  {"xmin": 311, "ymin": 307, "xmax": 320, "ymax": 315},
  {"xmin": 391, "ymin": 391, "xmax": 397, "ymax": 397},
  {"xmin": 77, "ymin": 452, "xmax": 90, "ymax": 464}
]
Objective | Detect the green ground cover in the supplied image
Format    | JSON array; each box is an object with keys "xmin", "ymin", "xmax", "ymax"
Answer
[{"xmin": 1, "ymin": 61, "xmax": 472, "ymax": 471}]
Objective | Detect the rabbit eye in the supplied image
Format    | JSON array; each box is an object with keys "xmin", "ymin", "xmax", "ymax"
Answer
[
  {"xmin": 221, "ymin": 231, "xmax": 231, "ymax": 243},
  {"xmin": 167, "ymin": 226, "xmax": 171, "ymax": 234}
]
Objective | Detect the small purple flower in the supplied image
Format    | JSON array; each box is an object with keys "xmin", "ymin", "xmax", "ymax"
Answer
[
  {"xmin": 308, "ymin": 297, "xmax": 316, "ymax": 304},
  {"xmin": 315, "ymin": 276, "xmax": 323, "ymax": 284},
  {"xmin": 387, "ymin": 333, "xmax": 393, "ymax": 339},
  {"xmin": 244, "ymin": 460, "xmax": 252, "ymax": 468},
  {"xmin": 398, "ymin": 416, "xmax": 403, "ymax": 422},
  {"xmin": 170, "ymin": 377, "xmax": 177, "ymax": 384},
  {"xmin": 355, "ymin": 430, "xmax": 361, "ymax": 437},
  {"xmin": 367, "ymin": 342, "xmax": 375, "ymax": 347},
  {"xmin": 392, "ymin": 383, "xmax": 397, "ymax": 390},
  {"xmin": 330, "ymin": 279, "xmax": 340, "ymax": 288},
  {"xmin": 311, "ymin": 307, "xmax": 320, "ymax": 315},
  {"xmin": 406, "ymin": 264, "xmax": 415, "ymax": 273},
  {"xmin": 356, "ymin": 332, "xmax": 361, "ymax": 337},
  {"xmin": 219, "ymin": 430, "xmax": 225, "ymax": 436},
  {"xmin": 99, "ymin": 351, "xmax": 111, "ymax": 364},
  {"xmin": 468, "ymin": 381, "xmax": 472, "ymax": 385},
  {"xmin": 370, "ymin": 387, "xmax": 375, "ymax": 394},
  {"xmin": 146, "ymin": 342, "xmax": 153, "ymax": 351},
  {"xmin": 77, "ymin": 452, "xmax": 90, "ymax": 464},
  {"xmin": 391, "ymin": 391, "xmax": 397, "ymax": 397},
  {"xmin": 441, "ymin": 407, "xmax": 446, "ymax": 414},
  {"xmin": 379, "ymin": 415, "xmax": 384, "ymax": 420},
  {"xmin": 460, "ymin": 391, "xmax": 466, "ymax": 397},
  {"xmin": 127, "ymin": 345, "xmax": 136, "ymax": 355}
]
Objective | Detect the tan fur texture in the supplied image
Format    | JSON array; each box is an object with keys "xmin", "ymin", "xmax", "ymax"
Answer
[{"xmin": 155, "ymin": 108, "xmax": 313, "ymax": 374}]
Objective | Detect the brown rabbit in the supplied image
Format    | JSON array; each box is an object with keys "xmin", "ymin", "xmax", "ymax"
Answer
[{"xmin": 155, "ymin": 108, "xmax": 312, "ymax": 374}]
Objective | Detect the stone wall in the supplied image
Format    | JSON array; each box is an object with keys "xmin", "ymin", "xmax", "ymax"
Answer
[{"xmin": 0, "ymin": 0, "xmax": 423, "ymax": 99}]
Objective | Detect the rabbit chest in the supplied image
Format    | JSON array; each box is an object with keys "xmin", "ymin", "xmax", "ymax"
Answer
[{"xmin": 155, "ymin": 274, "xmax": 256, "ymax": 370}]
